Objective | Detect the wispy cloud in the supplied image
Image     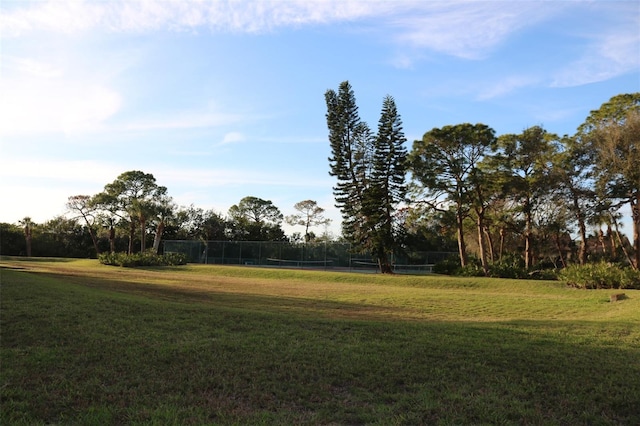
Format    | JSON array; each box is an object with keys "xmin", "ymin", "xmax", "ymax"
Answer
[
  {"xmin": 476, "ymin": 75, "xmax": 539, "ymax": 100},
  {"xmin": 122, "ymin": 110, "xmax": 246, "ymax": 133},
  {"xmin": 0, "ymin": 0, "xmax": 386, "ymax": 37},
  {"xmin": 0, "ymin": 158, "xmax": 123, "ymax": 185},
  {"xmin": 0, "ymin": 1, "xmax": 554, "ymax": 59},
  {"xmin": 0, "ymin": 52, "xmax": 246, "ymax": 137},
  {"xmin": 551, "ymin": 26, "xmax": 640, "ymax": 87},
  {"xmin": 388, "ymin": 2, "xmax": 560, "ymax": 60},
  {"xmin": 255, "ymin": 136, "xmax": 326, "ymax": 144},
  {"xmin": 4, "ymin": 55, "xmax": 63, "ymax": 78},
  {"xmin": 0, "ymin": 60, "xmax": 122, "ymax": 136},
  {"xmin": 5, "ymin": 1, "xmax": 631, "ymax": 72},
  {"xmin": 219, "ymin": 131, "xmax": 246, "ymax": 146}
]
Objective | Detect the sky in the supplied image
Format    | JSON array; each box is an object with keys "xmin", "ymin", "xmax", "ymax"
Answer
[{"xmin": 1, "ymin": 0, "xmax": 639, "ymax": 238}]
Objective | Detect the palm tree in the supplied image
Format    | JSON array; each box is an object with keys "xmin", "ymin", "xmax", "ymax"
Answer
[{"xmin": 19, "ymin": 217, "xmax": 34, "ymax": 257}]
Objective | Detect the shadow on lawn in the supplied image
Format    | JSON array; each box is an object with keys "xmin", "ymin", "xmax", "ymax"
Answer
[
  {"xmin": 1, "ymin": 256, "xmax": 78, "ymax": 263},
  {"xmin": 2, "ymin": 268, "xmax": 640, "ymax": 425}
]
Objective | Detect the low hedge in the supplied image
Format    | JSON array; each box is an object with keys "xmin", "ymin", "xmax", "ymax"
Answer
[
  {"xmin": 433, "ymin": 254, "xmax": 557, "ymax": 280},
  {"xmin": 559, "ymin": 262, "xmax": 640, "ymax": 289},
  {"xmin": 98, "ymin": 251, "xmax": 187, "ymax": 267}
]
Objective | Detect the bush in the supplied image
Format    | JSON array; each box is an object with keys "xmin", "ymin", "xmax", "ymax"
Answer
[
  {"xmin": 559, "ymin": 262, "xmax": 640, "ymax": 289},
  {"xmin": 99, "ymin": 251, "xmax": 187, "ymax": 267},
  {"xmin": 433, "ymin": 256, "xmax": 462, "ymax": 275},
  {"xmin": 434, "ymin": 253, "xmax": 559, "ymax": 280},
  {"xmin": 458, "ymin": 263, "xmax": 486, "ymax": 277},
  {"xmin": 487, "ymin": 253, "xmax": 528, "ymax": 279}
]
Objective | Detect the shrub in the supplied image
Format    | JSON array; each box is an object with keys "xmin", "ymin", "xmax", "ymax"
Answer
[
  {"xmin": 458, "ymin": 263, "xmax": 486, "ymax": 277},
  {"xmin": 487, "ymin": 253, "xmax": 528, "ymax": 279},
  {"xmin": 559, "ymin": 262, "xmax": 640, "ymax": 289},
  {"xmin": 433, "ymin": 256, "xmax": 462, "ymax": 275},
  {"xmin": 99, "ymin": 251, "xmax": 187, "ymax": 267}
]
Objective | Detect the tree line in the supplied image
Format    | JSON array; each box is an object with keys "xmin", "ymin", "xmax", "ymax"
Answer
[
  {"xmin": 0, "ymin": 179, "xmax": 338, "ymax": 258},
  {"xmin": 325, "ymin": 82, "xmax": 639, "ymax": 273},
  {"xmin": 2, "ymin": 88, "xmax": 637, "ymax": 275}
]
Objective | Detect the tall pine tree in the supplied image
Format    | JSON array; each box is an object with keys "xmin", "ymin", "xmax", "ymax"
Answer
[
  {"xmin": 325, "ymin": 82, "xmax": 407, "ymax": 273},
  {"xmin": 366, "ymin": 95, "xmax": 408, "ymax": 272}
]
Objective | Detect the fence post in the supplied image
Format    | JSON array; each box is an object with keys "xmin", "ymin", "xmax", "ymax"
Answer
[{"xmin": 324, "ymin": 241, "xmax": 327, "ymax": 270}]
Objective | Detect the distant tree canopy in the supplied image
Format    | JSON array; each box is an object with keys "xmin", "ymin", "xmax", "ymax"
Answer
[
  {"xmin": 409, "ymin": 123, "xmax": 496, "ymax": 272},
  {"xmin": 5, "ymin": 92, "xmax": 638, "ymax": 273},
  {"xmin": 286, "ymin": 200, "xmax": 331, "ymax": 243},
  {"xmin": 407, "ymin": 92, "xmax": 639, "ymax": 272},
  {"xmin": 92, "ymin": 170, "xmax": 169, "ymax": 255},
  {"xmin": 582, "ymin": 94, "xmax": 640, "ymax": 269},
  {"xmin": 227, "ymin": 196, "xmax": 286, "ymax": 241}
]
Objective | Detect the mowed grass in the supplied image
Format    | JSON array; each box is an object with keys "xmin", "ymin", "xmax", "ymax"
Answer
[{"xmin": 1, "ymin": 258, "xmax": 639, "ymax": 425}]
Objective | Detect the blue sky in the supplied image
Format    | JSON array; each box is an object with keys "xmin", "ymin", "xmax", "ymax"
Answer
[{"xmin": 1, "ymin": 0, "xmax": 638, "ymax": 238}]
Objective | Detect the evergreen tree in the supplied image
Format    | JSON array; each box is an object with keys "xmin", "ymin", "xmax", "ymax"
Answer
[
  {"xmin": 325, "ymin": 81, "xmax": 407, "ymax": 273},
  {"xmin": 325, "ymin": 81, "xmax": 369, "ymax": 243},
  {"xmin": 367, "ymin": 95, "xmax": 408, "ymax": 273}
]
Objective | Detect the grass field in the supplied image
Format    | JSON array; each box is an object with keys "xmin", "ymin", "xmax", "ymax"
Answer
[{"xmin": 1, "ymin": 257, "xmax": 639, "ymax": 425}]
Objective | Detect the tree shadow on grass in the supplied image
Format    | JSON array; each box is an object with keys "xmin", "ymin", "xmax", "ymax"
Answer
[{"xmin": 2, "ymin": 268, "xmax": 640, "ymax": 425}]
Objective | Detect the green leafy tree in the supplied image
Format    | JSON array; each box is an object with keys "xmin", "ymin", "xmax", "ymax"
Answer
[
  {"xmin": 325, "ymin": 82, "xmax": 407, "ymax": 273},
  {"xmin": 169, "ymin": 206, "xmax": 228, "ymax": 241},
  {"xmin": 409, "ymin": 123, "xmax": 496, "ymax": 270},
  {"xmin": 400, "ymin": 205, "xmax": 458, "ymax": 253},
  {"xmin": 0, "ymin": 223, "xmax": 25, "ymax": 255},
  {"xmin": 151, "ymin": 193, "xmax": 175, "ymax": 254},
  {"xmin": 285, "ymin": 200, "xmax": 331, "ymax": 243},
  {"xmin": 93, "ymin": 171, "xmax": 167, "ymax": 254},
  {"xmin": 581, "ymin": 93, "xmax": 640, "ymax": 269},
  {"xmin": 40, "ymin": 216, "xmax": 97, "ymax": 258},
  {"xmin": 228, "ymin": 196, "xmax": 285, "ymax": 241},
  {"xmin": 553, "ymin": 135, "xmax": 596, "ymax": 265},
  {"xmin": 494, "ymin": 126, "xmax": 561, "ymax": 269},
  {"xmin": 66, "ymin": 195, "xmax": 101, "ymax": 256}
]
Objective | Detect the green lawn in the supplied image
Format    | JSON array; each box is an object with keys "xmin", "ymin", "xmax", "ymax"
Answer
[{"xmin": 1, "ymin": 258, "xmax": 639, "ymax": 425}]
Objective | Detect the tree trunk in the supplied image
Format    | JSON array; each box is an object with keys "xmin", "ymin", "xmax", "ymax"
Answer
[
  {"xmin": 25, "ymin": 234, "xmax": 32, "ymax": 257},
  {"xmin": 554, "ymin": 234, "xmax": 567, "ymax": 268},
  {"xmin": 610, "ymin": 213, "xmax": 637, "ymax": 270},
  {"xmin": 476, "ymin": 212, "xmax": 488, "ymax": 275},
  {"xmin": 613, "ymin": 223, "xmax": 634, "ymax": 269},
  {"xmin": 376, "ymin": 246, "xmax": 393, "ymax": 274},
  {"xmin": 524, "ymin": 211, "xmax": 532, "ymax": 269},
  {"xmin": 81, "ymin": 217, "xmax": 100, "ymax": 256},
  {"xmin": 152, "ymin": 221, "xmax": 165, "ymax": 254},
  {"xmin": 22, "ymin": 220, "xmax": 33, "ymax": 257},
  {"xmin": 633, "ymin": 192, "xmax": 640, "ymax": 270},
  {"xmin": 377, "ymin": 257, "xmax": 393, "ymax": 274},
  {"xmin": 109, "ymin": 226, "xmax": 116, "ymax": 253},
  {"xmin": 128, "ymin": 220, "xmax": 135, "ymax": 254},
  {"xmin": 484, "ymin": 226, "xmax": 495, "ymax": 263},
  {"xmin": 598, "ymin": 229, "xmax": 607, "ymax": 258},
  {"xmin": 456, "ymin": 210, "xmax": 467, "ymax": 267},
  {"xmin": 140, "ymin": 218, "xmax": 146, "ymax": 252},
  {"xmin": 607, "ymin": 225, "xmax": 616, "ymax": 259},
  {"xmin": 574, "ymin": 202, "xmax": 587, "ymax": 265}
]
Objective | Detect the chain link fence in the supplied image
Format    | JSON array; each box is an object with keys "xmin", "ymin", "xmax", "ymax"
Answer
[{"xmin": 164, "ymin": 240, "xmax": 454, "ymax": 274}]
